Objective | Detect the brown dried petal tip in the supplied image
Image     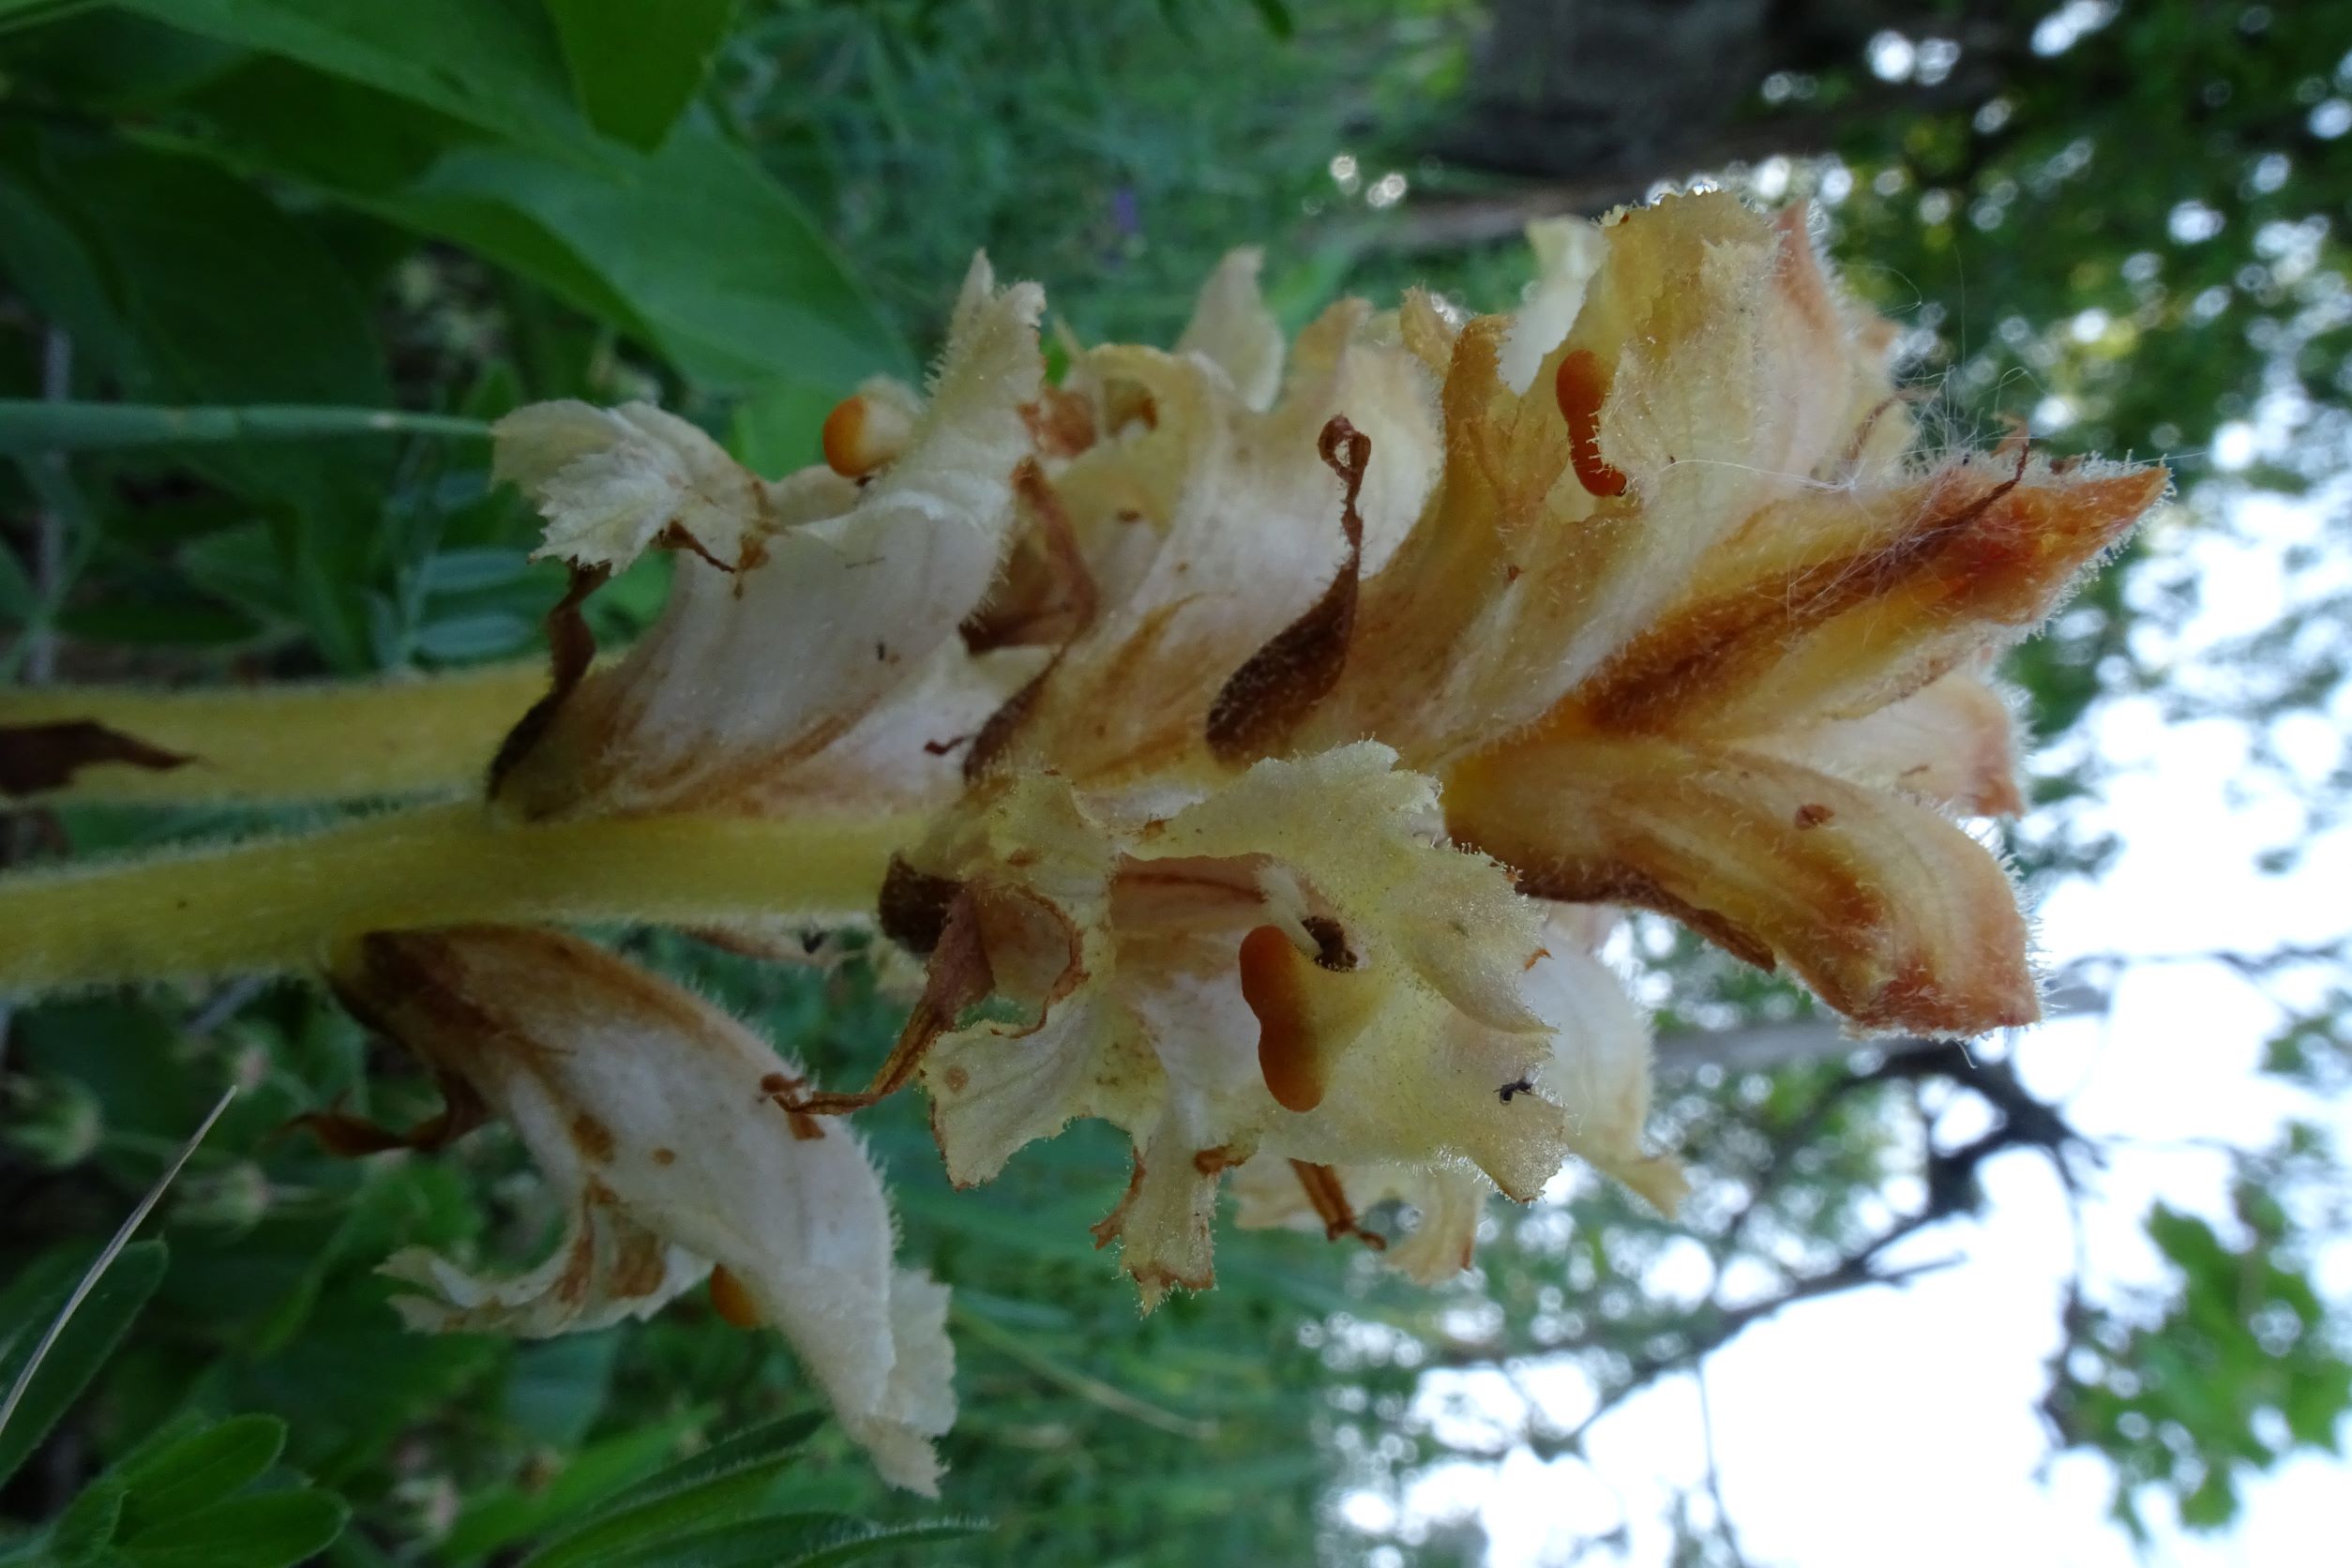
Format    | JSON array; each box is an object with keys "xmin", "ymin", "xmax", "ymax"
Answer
[{"xmin": 1205, "ymin": 416, "xmax": 1371, "ymax": 763}]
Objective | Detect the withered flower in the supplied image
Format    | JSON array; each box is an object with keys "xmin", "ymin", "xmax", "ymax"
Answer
[{"xmin": 330, "ymin": 927, "xmax": 955, "ymax": 1494}]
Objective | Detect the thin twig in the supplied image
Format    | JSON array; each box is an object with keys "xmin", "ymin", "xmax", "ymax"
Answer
[
  {"xmin": 950, "ymin": 1303, "xmax": 1219, "ymax": 1441},
  {"xmin": 1695, "ymin": 1360, "xmax": 1752, "ymax": 1567},
  {"xmin": 186, "ymin": 975, "xmax": 270, "ymax": 1038},
  {"xmin": 24, "ymin": 328, "xmax": 69, "ymax": 684},
  {"xmin": 0, "ymin": 1085, "xmax": 234, "ymax": 1443},
  {"xmin": 0, "ymin": 400, "xmax": 490, "ymax": 454}
]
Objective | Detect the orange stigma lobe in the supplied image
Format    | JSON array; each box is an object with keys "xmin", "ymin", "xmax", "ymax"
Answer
[
  {"xmin": 1239, "ymin": 925, "xmax": 1327, "ymax": 1113},
  {"xmin": 709, "ymin": 1264, "xmax": 761, "ymax": 1328},
  {"xmin": 1556, "ymin": 350, "xmax": 1629, "ymax": 497},
  {"xmin": 822, "ymin": 392, "xmax": 912, "ymax": 478}
]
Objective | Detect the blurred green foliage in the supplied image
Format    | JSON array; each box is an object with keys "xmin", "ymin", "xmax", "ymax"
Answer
[{"xmin": 0, "ymin": 1, "xmax": 2347, "ymax": 1563}]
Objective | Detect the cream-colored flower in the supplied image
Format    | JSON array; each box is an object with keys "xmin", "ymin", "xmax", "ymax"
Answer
[
  {"xmin": 330, "ymin": 927, "xmax": 955, "ymax": 1494},
  {"xmin": 827, "ymin": 196, "xmax": 2162, "ymax": 1301},
  {"xmin": 374, "ymin": 201, "xmax": 2164, "ymax": 1323},
  {"xmin": 491, "ymin": 255, "xmax": 1048, "ymax": 822}
]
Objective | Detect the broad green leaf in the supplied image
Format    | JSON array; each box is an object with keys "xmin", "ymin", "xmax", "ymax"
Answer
[
  {"xmin": 0, "ymin": 152, "xmax": 130, "ymax": 379},
  {"xmin": 43, "ymin": 146, "xmax": 390, "ymax": 415},
  {"xmin": 38, "ymin": 139, "xmax": 399, "ymax": 667},
  {"xmin": 522, "ymin": 1415, "xmax": 823, "ymax": 1568},
  {"xmin": 163, "ymin": 64, "xmax": 905, "ymax": 397},
  {"xmin": 728, "ymin": 381, "xmax": 836, "ymax": 474},
  {"xmin": 114, "ymin": 1414, "xmax": 287, "ymax": 1534},
  {"xmin": 378, "ymin": 120, "xmax": 907, "ymax": 392},
  {"xmin": 0, "ymin": 2, "xmax": 105, "ymax": 35},
  {"xmin": 545, "ymin": 0, "xmax": 736, "ymax": 151},
  {"xmin": 113, "ymin": 0, "xmax": 582, "ymax": 156},
  {"xmin": 119, "ymin": 1489, "xmax": 349, "ymax": 1568},
  {"xmin": 0, "ymin": 1240, "xmax": 169, "ymax": 1487}
]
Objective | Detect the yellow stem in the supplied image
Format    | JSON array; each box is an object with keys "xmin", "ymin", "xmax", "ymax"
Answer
[
  {"xmin": 0, "ymin": 802, "xmax": 917, "ymax": 998},
  {"xmin": 0, "ymin": 664, "xmax": 546, "ymax": 805}
]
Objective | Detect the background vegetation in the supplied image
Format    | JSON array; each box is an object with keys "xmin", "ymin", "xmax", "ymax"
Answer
[{"xmin": 1, "ymin": 1, "xmax": 2347, "ymax": 1562}]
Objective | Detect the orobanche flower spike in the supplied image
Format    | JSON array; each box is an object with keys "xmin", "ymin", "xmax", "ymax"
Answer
[{"xmin": 0, "ymin": 197, "xmax": 2168, "ymax": 1489}]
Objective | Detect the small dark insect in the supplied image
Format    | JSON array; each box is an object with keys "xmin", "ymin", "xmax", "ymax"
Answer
[{"xmin": 1497, "ymin": 1077, "xmax": 1534, "ymax": 1104}]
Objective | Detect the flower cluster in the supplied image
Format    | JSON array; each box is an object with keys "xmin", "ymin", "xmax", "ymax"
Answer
[{"xmin": 0, "ymin": 195, "xmax": 2167, "ymax": 1491}]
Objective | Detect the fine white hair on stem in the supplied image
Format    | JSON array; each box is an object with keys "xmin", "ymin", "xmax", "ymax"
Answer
[{"xmin": 0, "ymin": 1085, "xmax": 234, "ymax": 1444}]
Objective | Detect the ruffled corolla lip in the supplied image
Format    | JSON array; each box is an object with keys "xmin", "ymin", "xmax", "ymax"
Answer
[{"xmin": 324, "ymin": 926, "xmax": 957, "ymax": 1495}]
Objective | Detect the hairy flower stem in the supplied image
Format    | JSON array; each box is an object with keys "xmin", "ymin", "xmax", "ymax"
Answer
[
  {"xmin": 0, "ymin": 665, "xmax": 545, "ymax": 805},
  {"xmin": 0, "ymin": 802, "xmax": 915, "ymax": 997}
]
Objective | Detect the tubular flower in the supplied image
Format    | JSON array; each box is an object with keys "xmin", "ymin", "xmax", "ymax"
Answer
[
  {"xmin": 490, "ymin": 256, "xmax": 1050, "ymax": 825},
  {"xmin": 0, "ymin": 196, "xmax": 2171, "ymax": 1481}
]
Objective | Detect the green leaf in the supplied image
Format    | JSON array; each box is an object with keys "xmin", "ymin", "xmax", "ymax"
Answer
[
  {"xmin": 374, "ymin": 120, "xmax": 906, "ymax": 393},
  {"xmin": 589, "ymin": 1513, "xmax": 985, "ymax": 1568},
  {"xmin": 444, "ymin": 1413, "xmax": 705, "ymax": 1564},
  {"xmin": 583, "ymin": 1511, "xmax": 844, "ymax": 1568},
  {"xmin": 44, "ymin": 147, "xmax": 391, "ymax": 415},
  {"xmin": 143, "ymin": 58, "xmax": 905, "ymax": 400},
  {"xmin": 545, "ymin": 0, "xmax": 736, "ymax": 152},
  {"xmin": 0, "ymin": 536, "xmax": 31, "ymax": 618},
  {"xmin": 421, "ymin": 548, "xmax": 533, "ymax": 596},
  {"xmin": 50, "ymin": 1475, "xmax": 128, "ymax": 1564},
  {"xmin": 728, "ymin": 382, "xmax": 836, "ymax": 474},
  {"xmin": 0, "ymin": 2, "xmax": 107, "ymax": 36},
  {"xmin": 114, "ymin": 1414, "xmax": 287, "ymax": 1534},
  {"xmin": 521, "ymin": 1415, "xmax": 822, "ymax": 1568},
  {"xmin": 503, "ymin": 1330, "xmax": 619, "ymax": 1449},
  {"xmin": 119, "ymin": 1489, "xmax": 349, "ymax": 1568},
  {"xmin": 414, "ymin": 610, "xmax": 534, "ymax": 662},
  {"xmin": 775, "ymin": 1518, "xmax": 989, "ymax": 1567},
  {"xmin": 0, "ymin": 1240, "xmax": 169, "ymax": 1488},
  {"xmin": 2176, "ymin": 1466, "xmax": 2239, "ymax": 1530},
  {"xmin": 38, "ymin": 138, "xmax": 400, "ymax": 667},
  {"xmin": 1246, "ymin": 0, "xmax": 1295, "ymax": 40},
  {"xmin": 0, "ymin": 152, "xmax": 130, "ymax": 376},
  {"xmin": 655, "ymin": 1515, "xmax": 987, "ymax": 1568},
  {"xmin": 2281, "ymin": 1359, "xmax": 2352, "ymax": 1447},
  {"xmin": 113, "ymin": 0, "xmax": 582, "ymax": 155}
]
